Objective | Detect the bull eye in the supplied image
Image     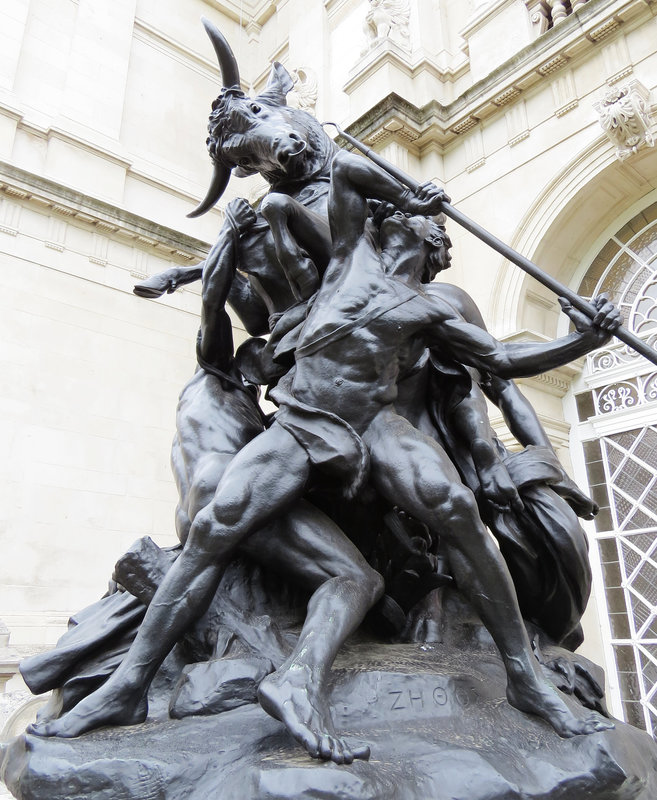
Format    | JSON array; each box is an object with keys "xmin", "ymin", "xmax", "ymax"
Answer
[
  {"xmin": 238, "ymin": 157, "xmax": 251, "ymax": 167},
  {"xmin": 249, "ymin": 103, "xmax": 261, "ymax": 114}
]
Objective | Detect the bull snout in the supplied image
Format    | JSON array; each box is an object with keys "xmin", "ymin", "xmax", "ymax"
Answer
[{"xmin": 275, "ymin": 131, "xmax": 307, "ymax": 166}]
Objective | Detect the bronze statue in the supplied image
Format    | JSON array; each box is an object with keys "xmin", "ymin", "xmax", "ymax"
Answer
[
  {"xmin": 10, "ymin": 19, "xmax": 657, "ymax": 800},
  {"xmin": 28, "ymin": 147, "xmax": 620, "ymax": 760},
  {"xmin": 134, "ymin": 20, "xmax": 600, "ymax": 653}
]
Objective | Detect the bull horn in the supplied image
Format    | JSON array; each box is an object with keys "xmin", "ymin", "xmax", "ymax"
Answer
[
  {"xmin": 188, "ymin": 19, "xmax": 239, "ymax": 217},
  {"xmin": 187, "ymin": 161, "xmax": 232, "ymax": 218},
  {"xmin": 201, "ymin": 16, "xmax": 241, "ymax": 89}
]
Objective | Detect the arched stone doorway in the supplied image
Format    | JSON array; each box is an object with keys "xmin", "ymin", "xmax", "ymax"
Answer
[
  {"xmin": 569, "ymin": 201, "xmax": 657, "ymax": 735},
  {"xmin": 486, "ymin": 135, "xmax": 657, "ymax": 735}
]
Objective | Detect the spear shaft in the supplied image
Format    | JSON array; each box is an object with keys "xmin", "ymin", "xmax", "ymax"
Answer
[{"xmin": 325, "ymin": 123, "xmax": 657, "ymax": 368}]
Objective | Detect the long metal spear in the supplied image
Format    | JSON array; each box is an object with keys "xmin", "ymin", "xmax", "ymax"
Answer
[{"xmin": 323, "ymin": 122, "xmax": 657, "ymax": 368}]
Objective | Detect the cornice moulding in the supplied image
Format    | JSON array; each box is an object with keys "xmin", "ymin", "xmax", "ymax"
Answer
[
  {"xmin": 46, "ymin": 127, "xmax": 133, "ymax": 171},
  {"xmin": 459, "ymin": 0, "xmax": 518, "ymax": 39},
  {"xmin": 342, "ymin": 93, "xmax": 448, "ymax": 152},
  {"xmin": 202, "ymin": 0, "xmax": 255, "ymax": 23},
  {"xmin": 10, "ymin": 109, "xmax": 134, "ymax": 172},
  {"xmin": 133, "ymin": 19, "xmax": 228, "ymax": 84},
  {"xmin": 0, "ymin": 162, "xmax": 210, "ymax": 260},
  {"xmin": 252, "ymin": 0, "xmax": 278, "ymax": 25},
  {"xmin": 0, "ymin": 98, "xmax": 23, "ymax": 123},
  {"xmin": 127, "ymin": 162, "xmax": 218, "ymax": 211},
  {"xmin": 201, "ymin": 0, "xmax": 277, "ymax": 26},
  {"xmin": 6, "ymin": 111, "xmax": 218, "ymax": 221},
  {"xmin": 344, "ymin": 0, "xmax": 655, "ymax": 152},
  {"xmin": 345, "ymin": 43, "xmax": 468, "ymax": 96}
]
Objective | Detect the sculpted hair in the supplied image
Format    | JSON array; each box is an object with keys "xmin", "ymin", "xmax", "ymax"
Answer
[
  {"xmin": 206, "ymin": 88, "xmax": 249, "ymax": 167},
  {"xmin": 425, "ymin": 222, "xmax": 452, "ymax": 273}
]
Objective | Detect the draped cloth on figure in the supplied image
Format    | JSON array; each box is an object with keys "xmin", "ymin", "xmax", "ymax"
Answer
[{"xmin": 426, "ymin": 355, "xmax": 592, "ymax": 648}]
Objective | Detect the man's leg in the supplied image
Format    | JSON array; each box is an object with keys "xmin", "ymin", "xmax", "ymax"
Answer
[
  {"xmin": 31, "ymin": 424, "xmax": 312, "ymax": 738},
  {"xmin": 259, "ymin": 194, "xmax": 331, "ymax": 301},
  {"xmin": 246, "ymin": 499, "xmax": 384, "ymax": 763},
  {"xmin": 363, "ymin": 408, "xmax": 613, "ymax": 738}
]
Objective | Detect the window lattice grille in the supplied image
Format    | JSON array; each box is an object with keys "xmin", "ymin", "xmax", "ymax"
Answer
[{"xmin": 579, "ymin": 204, "xmax": 657, "ymax": 737}]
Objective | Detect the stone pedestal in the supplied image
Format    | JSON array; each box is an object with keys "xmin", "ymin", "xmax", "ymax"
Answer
[{"xmin": 2, "ymin": 641, "xmax": 657, "ymax": 800}]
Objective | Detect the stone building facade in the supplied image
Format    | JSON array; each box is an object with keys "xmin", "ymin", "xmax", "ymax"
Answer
[{"xmin": 1, "ymin": 0, "xmax": 656, "ymax": 741}]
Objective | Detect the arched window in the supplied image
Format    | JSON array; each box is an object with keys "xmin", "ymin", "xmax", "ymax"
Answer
[{"xmin": 572, "ymin": 201, "xmax": 657, "ymax": 735}]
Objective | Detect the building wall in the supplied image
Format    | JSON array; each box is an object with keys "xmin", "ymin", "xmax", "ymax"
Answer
[
  {"xmin": 1, "ymin": 0, "xmax": 656, "ymax": 728},
  {"xmin": 0, "ymin": 0, "xmax": 251, "ymax": 647}
]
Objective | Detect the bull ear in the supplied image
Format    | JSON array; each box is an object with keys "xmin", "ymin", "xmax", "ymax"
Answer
[
  {"xmin": 256, "ymin": 62, "xmax": 295, "ymax": 107},
  {"xmin": 187, "ymin": 162, "xmax": 232, "ymax": 218}
]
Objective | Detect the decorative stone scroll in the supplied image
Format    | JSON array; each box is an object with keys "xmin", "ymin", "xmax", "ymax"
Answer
[
  {"xmin": 525, "ymin": 0, "xmax": 589, "ymax": 35},
  {"xmin": 524, "ymin": 0, "xmax": 551, "ymax": 36},
  {"xmin": 594, "ymin": 79, "xmax": 655, "ymax": 161}
]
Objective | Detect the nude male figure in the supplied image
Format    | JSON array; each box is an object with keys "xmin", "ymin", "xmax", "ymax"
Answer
[
  {"xmin": 31, "ymin": 196, "xmax": 380, "ymax": 764},
  {"xmin": 33, "ymin": 152, "xmax": 618, "ymax": 761}
]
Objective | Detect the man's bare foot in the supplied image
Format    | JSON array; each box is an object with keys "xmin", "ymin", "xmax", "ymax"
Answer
[
  {"xmin": 471, "ymin": 440, "xmax": 523, "ymax": 512},
  {"xmin": 258, "ymin": 665, "xmax": 370, "ymax": 764},
  {"xmin": 134, "ymin": 269, "xmax": 180, "ymax": 298},
  {"xmin": 133, "ymin": 266, "xmax": 202, "ymax": 298},
  {"xmin": 506, "ymin": 667, "xmax": 614, "ymax": 738},
  {"xmin": 28, "ymin": 682, "xmax": 147, "ymax": 738}
]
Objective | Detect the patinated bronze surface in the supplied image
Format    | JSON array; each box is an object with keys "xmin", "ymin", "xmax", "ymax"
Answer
[{"xmin": 3, "ymin": 18, "xmax": 657, "ymax": 800}]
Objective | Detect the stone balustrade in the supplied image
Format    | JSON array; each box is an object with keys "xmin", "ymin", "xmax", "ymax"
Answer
[{"xmin": 525, "ymin": 0, "xmax": 590, "ymax": 35}]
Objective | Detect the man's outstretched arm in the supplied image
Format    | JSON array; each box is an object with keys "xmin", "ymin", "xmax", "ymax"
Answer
[
  {"xmin": 429, "ymin": 294, "xmax": 621, "ymax": 379},
  {"xmin": 199, "ymin": 199, "xmax": 257, "ymax": 371},
  {"xmin": 227, "ymin": 270, "xmax": 269, "ymax": 337},
  {"xmin": 328, "ymin": 151, "xmax": 447, "ymax": 257}
]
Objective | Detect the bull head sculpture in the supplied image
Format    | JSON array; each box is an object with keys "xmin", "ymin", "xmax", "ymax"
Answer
[{"xmin": 188, "ymin": 18, "xmax": 338, "ymax": 218}]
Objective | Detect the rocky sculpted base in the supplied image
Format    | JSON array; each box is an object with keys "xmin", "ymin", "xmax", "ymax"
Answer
[{"xmin": 2, "ymin": 641, "xmax": 657, "ymax": 800}]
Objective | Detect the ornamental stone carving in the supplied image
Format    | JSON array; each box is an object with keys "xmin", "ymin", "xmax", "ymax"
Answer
[
  {"xmin": 525, "ymin": 0, "xmax": 551, "ymax": 36},
  {"xmin": 594, "ymin": 79, "xmax": 655, "ymax": 161},
  {"xmin": 362, "ymin": 0, "xmax": 411, "ymax": 53},
  {"xmin": 287, "ymin": 67, "xmax": 318, "ymax": 115}
]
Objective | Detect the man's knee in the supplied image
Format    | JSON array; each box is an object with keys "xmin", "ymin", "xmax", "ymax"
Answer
[
  {"xmin": 419, "ymin": 480, "xmax": 478, "ymax": 525},
  {"xmin": 186, "ymin": 488, "xmax": 249, "ymax": 555},
  {"xmin": 448, "ymin": 483, "xmax": 480, "ymax": 520},
  {"xmin": 260, "ymin": 192, "xmax": 291, "ymax": 221},
  {"xmin": 185, "ymin": 505, "xmax": 219, "ymax": 553},
  {"xmin": 332, "ymin": 567, "xmax": 384, "ymax": 608}
]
